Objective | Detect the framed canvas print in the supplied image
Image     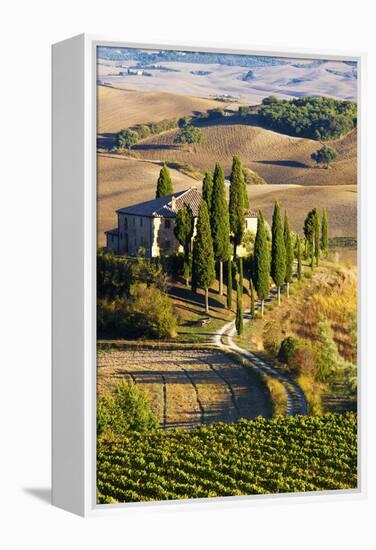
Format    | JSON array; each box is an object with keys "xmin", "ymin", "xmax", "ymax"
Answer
[{"xmin": 52, "ymin": 35, "xmax": 365, "ymax": 516}]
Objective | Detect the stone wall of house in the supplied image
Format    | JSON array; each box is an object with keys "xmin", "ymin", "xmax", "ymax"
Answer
[
  {"xmin": 106, "ymin": 232, "xmax": 119, "ymax": 253},
  {"xmin": 151, "ymin": 217, "xmax": 181, "ymax": 257},
  {"xmin": 118, "ymin": 213, "xmax": 153, "ymax": 256}
]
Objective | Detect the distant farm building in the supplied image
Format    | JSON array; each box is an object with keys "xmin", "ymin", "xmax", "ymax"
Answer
[{"xmin": 105, "ymin": 187, "xmax": 258, "ymax": 258}]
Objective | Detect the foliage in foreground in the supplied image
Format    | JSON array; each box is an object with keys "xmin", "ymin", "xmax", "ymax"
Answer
[
  {"xmin": 97, "ymin": 412, "xmax": 357, "ymax": 504},
  {"xmin": 97, "ymin": 381, "xmax": 159, "ymax": 437},
  {"xmin": 97, "ymin": 283, "xmax": 177, "ymax": 339}
]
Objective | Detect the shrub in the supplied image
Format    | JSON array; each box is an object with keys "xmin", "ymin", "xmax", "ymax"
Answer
[
  {"xmin": 97, "ymin": 284, "xmax": 177, "ymax": 339},
  {"xmin": 238, "ymin": 105, "xmax": 251, "ymax": 117},
  {"xmin": 129, "ymin": 284, "xmax": 177, "ymax": 338},
  {"xmin": 207, "ymin": 107, "xmax": 224, "ymax": 118},
  {"xmin": 97, "ymin": 251, "xmax": 133, "ymax": 300},
  {"xmin": 263, "ymin": 321, "xmax": 282, "ymax": 355},
  {"xmin": 132, "ymin": 124, "xmax": 151, "ymax": 139},
  {"xmin": 174, "ymin": 125, "xmax": 204, "ymax": 146},
  {"xmin": 278, "ymin": 336, "xmax": 300, "ymax": 365},
  {"xmin": 117, "ymin": 128, "xmax": 139, "ymax": 149},
  {"xmin": 311, "ymin": 146, "xmax": 337, "ymax": 168},
  {"xmin": 242, "ymin": 229, "xmax": 255, "ymax": 254},
  {"xmin": 161, "ymin": 252, "xmax": 185, "ymax": 278},
  {"xmin": 97, "ymin": 380, "xmax": 159, "ymax": 437},
  {"xmin": 290, "ymin": 346, "xmax": 316, "ymax": 375},
  {"xmin": 178, "ymin": 115, "xmax": 191, "ymax": 128}
]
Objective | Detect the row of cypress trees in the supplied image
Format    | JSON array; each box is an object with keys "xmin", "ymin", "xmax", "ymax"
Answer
[
  {"xmin": 189, "ymin": 156, "xmax": 248, "ymax": 313},
  {"xmin": 249, "ymin": 204, "xmax": 329, "ymax": 324},
  {"xmin": 157, "ymin": 160, "xmax": 329, "ymax": 318}
]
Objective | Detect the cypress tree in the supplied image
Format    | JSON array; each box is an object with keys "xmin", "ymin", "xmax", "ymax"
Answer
[
  {"xmin": 235, "ymin": 280, "xmax": 243, "ymax": 335},
  {"xmin": 297, "ymin": 236, "xmax": 302, "ymax": 280},
  {"xmin": 238, "ymin": 257, "xmax": 243, "ymax": 293},
  {"xmin": 242, "ymin": 171, "xmax": 250, "ymax": 210},
  {"xmin": 253, "ymin": 210, "xmax": 270, "ymax": 318},
  {"xmin": 284, "ymin": 211, "xmax": 293, "ymax": 298},
  {"xmin": 314, "ymin": 210, "xmax": 321, "ymax": 267},
  {"xmin": 226, "ymin": 258, "xmax": 232, "ymax": 310},
  {"xmin": 271, "ymin": 202, "xmax": 286, "ymax": 305},
  {"xmin": 156, "ymin": 164, "xmax": 173, "ymax": 198},
  {"xmin": 211, "ymin": 163, "xmax": 231, "ymax": 295},
  {"xmin": 250, "ymin": 278, "xmax": 255, "ymax": 318},
  {"xmin": 191, "ymin": 201, "xmax": 215, "ymax": 313},
  {"xmin": 174, "ymin": 205, "xmax": 194, "ymax": 286},
  {"xmin": 229, "ymin": 155, "xmax": 245, "ymax": 258},
  {"xmin": 304, "ymin": 209, "xmax": 316, "ymax": 268},
  {"xmin": 321, "ymin": 208, "xmax": 329, "ymax": 256},
  {"xmin": 202, "ymin": 171, "xmax": 213, "ymax": 211}
]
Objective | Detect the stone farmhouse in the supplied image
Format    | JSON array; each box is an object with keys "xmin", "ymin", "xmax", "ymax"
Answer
[{"xmin": 105, "ymin": 187, "xmax": 258, "ymax": 258}]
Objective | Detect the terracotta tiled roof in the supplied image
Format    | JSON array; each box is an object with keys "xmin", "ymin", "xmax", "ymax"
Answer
[
  {"xmin": 116, "ymin": 187, "xmax": 258, "ymax": 219},
  {"xmin": 117, "ymin": 187, "xmax": 202, "ymax": 218}
]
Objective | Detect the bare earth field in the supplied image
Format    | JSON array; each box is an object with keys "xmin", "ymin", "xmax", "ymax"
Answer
[
  {"xmin": 97, "ymin": 347, "xmax": 272, "ymax": 429},
  {"xmin": 248, "ymin": 184, "xmax": 357, "ymax": 238},
  {"xmin": 97, "ymin": 85, "xmax": 225, "ymax": 134},
  {"xmin": 134, "ymin": 123, "xmax": 357, "ymax": 186}
]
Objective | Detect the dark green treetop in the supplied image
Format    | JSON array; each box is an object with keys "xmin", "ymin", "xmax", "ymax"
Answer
[
  {"xmin": 226, "ymin": 258, "xmax": 232, "ymax": 310},
  {"xmin": 235, "ymin": 280, "xmax": 244, "ymax": 335},
  {"xmin": 174, "ymin": 205, "xmax": 194, "ymax": 259},
  {"xmin": 202, "ymin": 171, "xmax": 213, "ymax": 211},
  {"xmin": 271, "ymin": 202, "xmax": 286, "ymax": 289},
  {"xmin": 284, "ymin": 211, "xmax": 293, "ymax": 284},
  {"xmin": 192, "ymin": 201, "xmax": 215, "ymax": 290},
  {"xmin": 229, "ymin": 155, "xmax": 245, "ymax": 253},
  {"xmin": 156, "ymin": 164, "xmax": 173, "ymax": 198},
  {"xmin": 211, "ymin": 163, "xmax": 231, "ymax": 262},
  {"xmin": 253, "ymin": 210, "xmax": 270, "ymax": 301},
  {"xmin": 321, "ymin": 208, "xmax": 329, "ymax": 254}
]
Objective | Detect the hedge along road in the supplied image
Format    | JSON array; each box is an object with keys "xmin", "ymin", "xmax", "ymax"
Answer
[{"xmin": 214, "ymin": 286, "xmax": 308, "ymax": 416}]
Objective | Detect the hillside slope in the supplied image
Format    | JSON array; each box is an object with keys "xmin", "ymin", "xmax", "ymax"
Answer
[
  {"xmin": 134, "ymin": 123, "xmax": 357, "ymax": 186},
  {"xmin": 97, "ymin": 86, "xmax": 226, "ymax": 134},
  {"xmin": 248, "ymin": 184, "xmax": 357, "ymax": 239}
]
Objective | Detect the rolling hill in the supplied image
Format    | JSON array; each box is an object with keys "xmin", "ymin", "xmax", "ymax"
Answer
[
  {"xmin": 97, "ymin": 85, "xmax": 226, "ymax": 134},
  {"xmin": 133, "ymin": 122, "xmax": 357, "ymax": 186},
  {"xmin": 97, "ymin": 88, "xmax": 357, "ymax": 246}
]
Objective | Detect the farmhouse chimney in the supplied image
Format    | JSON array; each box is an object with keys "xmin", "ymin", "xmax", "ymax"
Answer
[{"xmin": 171, "ymin": 196, "xmax": 176, "ymax": 211}]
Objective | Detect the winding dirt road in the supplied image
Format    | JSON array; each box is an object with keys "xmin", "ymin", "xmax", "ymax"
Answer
[{"xmin": 214, "ymin": 288, "xmax": 307, "ymax": 416}]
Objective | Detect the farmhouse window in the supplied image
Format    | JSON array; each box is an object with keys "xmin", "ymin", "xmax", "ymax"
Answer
[
  {"xmin": 165, "ymin": 219, "xmax": 171, "ymax": 229},
  {"xmin": 140, "ymin": 218, "xmax": 143, "ymax": 227},
  {"xmin": 124, "ymin": 217, "xmax": 128, "ymax": 229}
]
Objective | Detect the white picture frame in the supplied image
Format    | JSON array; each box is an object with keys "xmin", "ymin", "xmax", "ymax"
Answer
[{"xmin": 52, "ymin": 34, "xmax": 366, "ymax": 517}]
